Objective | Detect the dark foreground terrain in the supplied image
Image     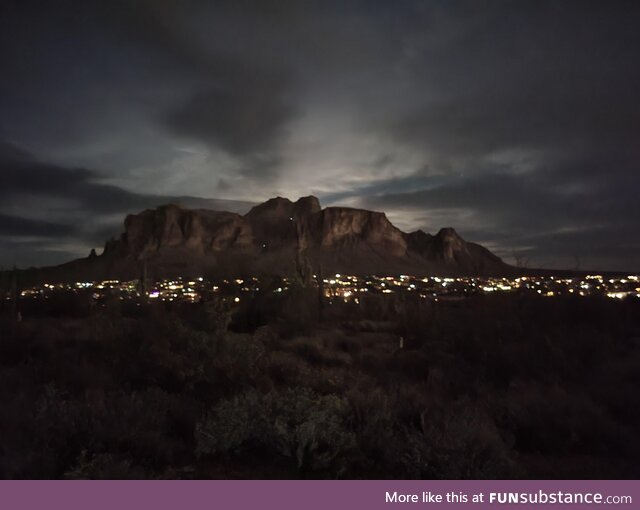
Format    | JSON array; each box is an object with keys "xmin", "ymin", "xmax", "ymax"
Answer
[{"xmin": 1, "ymin": 287, "xmax": 639, "ymax": 479}]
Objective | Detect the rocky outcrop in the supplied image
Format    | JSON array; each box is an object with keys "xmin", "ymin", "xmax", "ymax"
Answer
[
  {"xmin": 315, "ymin": 207, "xmax": 407, "ymax": 255},
  {"xmin": 123, "ymin": 205, "xmax": 252, "ymax": 258},
  {"xmin": 22, "ymin": 195, "xmax": 513, "ymax": 282}
]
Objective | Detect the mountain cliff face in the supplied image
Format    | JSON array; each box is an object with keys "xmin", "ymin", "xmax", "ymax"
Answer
[
  {"xmin": 26, "ymin": 196, "xmax": 513, "ymax": 281},
  {"xmin": 123, "ymin": 206, "xmax": 253, "ymax": 256}
]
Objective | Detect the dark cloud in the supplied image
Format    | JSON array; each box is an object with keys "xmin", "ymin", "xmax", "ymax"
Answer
[
  {"xmin": 0, "ymin": 144, "xmax": 94, "ymax": 200},
  {"xmin": 366, "ymin": 2, "xmax": 640, "ymax": 162},
  {"xmin": 0, "ymin": 214, "xmax": 76, "ymax": 238},
  {"xmin": 362, "ymin": 164, "xmax": 640, "ymax": 270},
  {"xmin": 0, "ymin": 0, "xmax": 298, "ymax": 175},
  {"xmin": 0, "ymin": 144, "xmax": 254, "ymax": 267},
  {"xmin": 0, "ymin": 142, "xmax": 253, "ymax": 214},
  {"xmin": 99, "ymin": 0, "xmax": 298, "ymax": 164},
  {"xmin": 166, "ymin": 73, "xmax": 294, "ymax": 160}
]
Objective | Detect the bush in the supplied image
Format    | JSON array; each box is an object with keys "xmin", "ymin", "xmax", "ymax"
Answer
[{"xmin": 195, "ymin": 387, "xmax": 356, "ymax": 476}]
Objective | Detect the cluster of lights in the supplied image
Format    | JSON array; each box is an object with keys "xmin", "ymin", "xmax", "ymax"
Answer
[
  {"xmin": 319, "ymin": 274, "xmax": 640, "ymax": 302},
  {"xmin": 8, "ymin": 273, "xmax": 640, "ymax": 304}
]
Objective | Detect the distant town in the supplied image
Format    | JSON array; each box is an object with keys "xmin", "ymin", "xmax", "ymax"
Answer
[{"xmin": 8, "ymin": 273, "xmax": 640, "ymax": 305}]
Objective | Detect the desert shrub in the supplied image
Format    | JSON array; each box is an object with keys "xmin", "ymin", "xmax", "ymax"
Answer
[
  {"xmin": 402, "ymin": 398, "xmax": 518, "ymax": 479},
  {"xmin": 505, "ymin": 380, "xmax": 629, "ymax": 457},
  {"xmin": 195, "ymin": 389, "xmax": 264, "ymax": 455},
  {"xmin": 195, "ymin": 387, "xmax": 356, "ymax": 476},
  {"xmin": 287, "ymin": 338, "xmax": 325, "ymax": 364},
  {"xmin": 268, "ymin": 388, "xmax": 355, "ymax": 473},
  {"xmin": 99, "ymin": 315, "xmax": 265, "ymax": 398},
  {"xmin": 213, "ymin": 332, "xmax": 266, "ymax": 381},
  {"xmin": 262, "ymin": 348, "xmax": 350, "ymax": 394},
  {"xmin": 286, "ymin": 337, "xmax": 352, "ymax": 367},
  {"xmin": 346, "ymin": 384, "xmax": 407, "ymax": 476},
  {"xmin": 265, "ymin": 351, "xmax": 310, "ymax": 385}
]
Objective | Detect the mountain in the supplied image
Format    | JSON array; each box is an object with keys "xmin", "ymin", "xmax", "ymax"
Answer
[{"xmin": 11, "ymin": 196, "xmax": 513, "ymax": 283}]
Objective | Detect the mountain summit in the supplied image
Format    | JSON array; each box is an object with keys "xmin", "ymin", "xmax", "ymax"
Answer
[{"xmin": 24, "ymin": 196, "xmax": 513, "ymax": 282}]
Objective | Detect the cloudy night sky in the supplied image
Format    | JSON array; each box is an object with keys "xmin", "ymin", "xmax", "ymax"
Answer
[{"xmin": 1, "ymin": 0, "xmax": 639, "ymax": 271}]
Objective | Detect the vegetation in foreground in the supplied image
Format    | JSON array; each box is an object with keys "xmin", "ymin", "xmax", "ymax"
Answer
[{"xmin": 1, "ymin": 287, "xmax": 639, "ymax": 479}]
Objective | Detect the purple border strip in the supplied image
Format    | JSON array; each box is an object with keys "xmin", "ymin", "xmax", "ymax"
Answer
[{"xmin": 1, "ymin": 480, "xmax": 638, "ymax": 510}]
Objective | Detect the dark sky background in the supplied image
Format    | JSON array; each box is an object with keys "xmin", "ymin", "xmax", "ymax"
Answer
[{"xmin": 1, "ymin": 0, "xmax": 639, "ymax": 271}]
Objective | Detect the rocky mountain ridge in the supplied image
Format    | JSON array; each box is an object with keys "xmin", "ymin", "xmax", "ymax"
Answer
[{"xmin": 13, "ymin": 196, "xmax": 514, "ymax": 283}]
